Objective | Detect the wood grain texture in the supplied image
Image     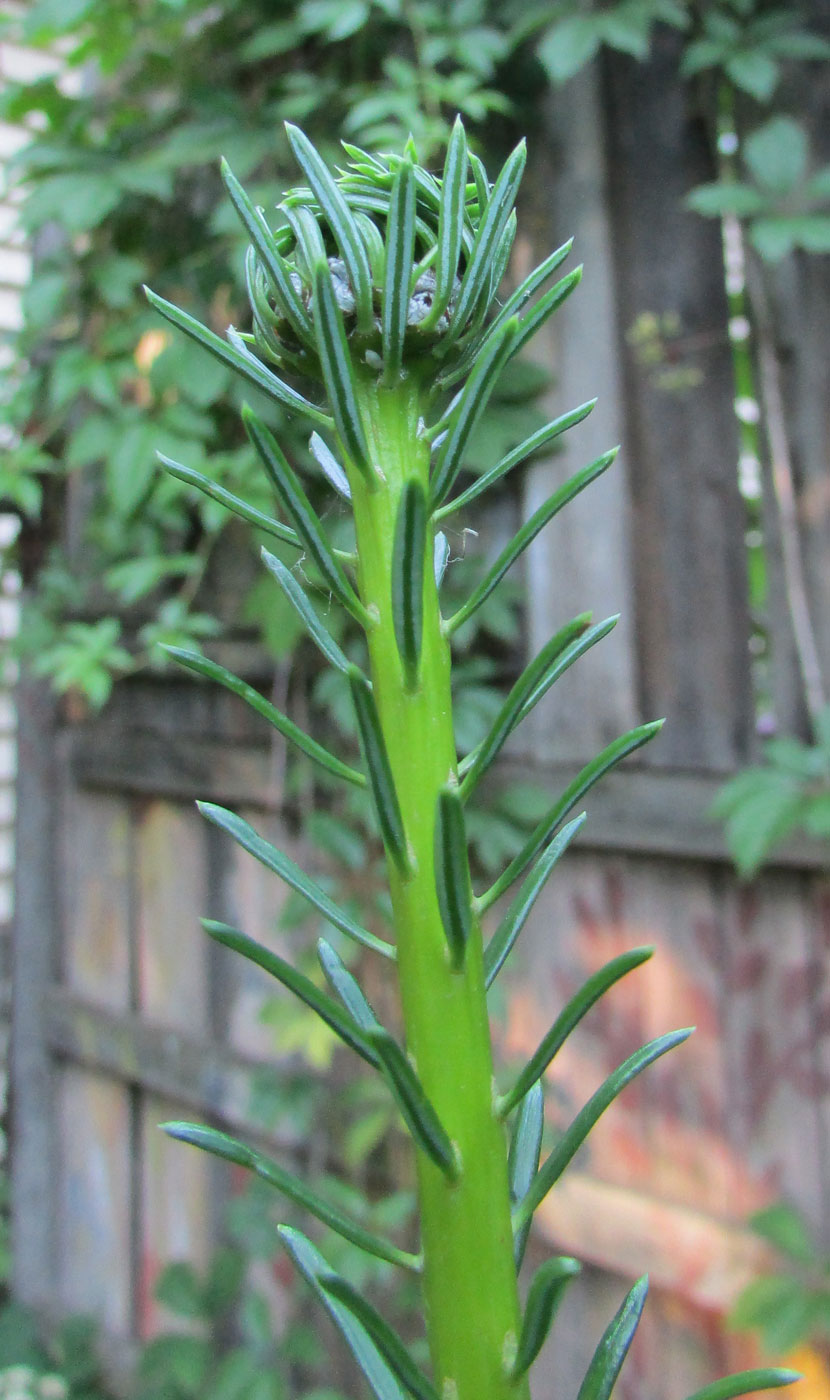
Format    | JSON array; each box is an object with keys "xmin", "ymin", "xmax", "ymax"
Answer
[
  {"xmin": 62, "ymin": 790, "xmax": 131, "ymax": 1011},
  {"xmin": 56, "ymin": 1067, "xmax": 132, "ymax": 1334},
  {"xmin": 521, "ymin": 69, "xmax": 639, "ymax": 760},
  {"xmin": 602, "ymin": 32, "xmax": 755, "ymax": 769},
  {"xmin": 138, "ymin": 1093, "xmax": 212, "ymax": 1338},
  {"xmin": 135, "ymin": 800, "xmax": 209, "ymax": 1033}
]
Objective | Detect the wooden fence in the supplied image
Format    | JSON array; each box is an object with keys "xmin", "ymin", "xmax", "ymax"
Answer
[{"xmin": 12, "ymin": 31, "xmax": 830, "ymax": 1400}]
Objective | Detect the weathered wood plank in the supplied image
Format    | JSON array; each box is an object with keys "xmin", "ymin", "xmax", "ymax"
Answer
[
  {"xmin": 602, "ymin": 34, "xmax": 755, "ymax": 769},
  {"xmin": 12, "ymin": 675, "xmax": 59, "ymax": 1311},
  {"xmin": 44, "ymin": 987, "xmax": 299, "ymax": 1145},
  {"xmin": 135, "ymin": 800, "xmax": 209, "ymax": 1034},
  {"xmin": 56, "ymin": 1067, "xmax": 132, "ymax": 1335},
  {"xmin": 521, "ymin": 67, "xmax": 639, "ymax": 761},
  {"xmin": 220, "ymin": 808, "xmax": 296, "ymax": 1060},
  {"xmin": 62, "ymin": 790, "xmax": 131, "ymax": 1012},
  {"xmin": 138, "ymin": 1093, "xmax": 212, "ymax": 1338},
  {"xmin": 67, "ymin": 728, "xmax": 830, "ymax": 871},
  {"xmin": 534, "ymin": 1171, "xmax": 775, "ymax": 1314},
  {"xmin": 717, "ymin": 870, "xmax": 827, "ymax": 1235}
]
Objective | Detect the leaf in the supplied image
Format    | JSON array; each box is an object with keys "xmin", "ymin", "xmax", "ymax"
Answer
[
  {"xmin": 243, "ymin": 405, "xmax": 368, "ymax": 625},
  {"xmin": 283, "ymin": 202, "xmax": 327, "ymax": 273},
  {"xmin": 514, "ymin": 1030, "xmax": 691, "ymax": 1230},
  {"xmin": 144, "ymin": 287, "xmax": 331, "ymax": 429},
  {"xmin": 202, "ymin": 920, "xmax": 378, "ymax": 1066},
  {"xmin": 479, "ymin": 238, "xmax": 574, "ymax": 348},
  {"xmin": 159, "ymin": 453, "xmax": 301, "ymax": 547},
  {"xmin": 312, "ymin": 261, "xmax": 373, "ymax": 481},
  {"xmin": 729, "ymin": 1276, "xmax": 812, "ymax": 1354},
  {"xmin": 318, "ymin": 1276, "xmax": 439, "ymax": 1400},
  {"xmin": 221, "ymin": 158, "xmax": 313, "ymax": 346},
  {"xmin": 197, "ymin": 802, "xmax": 395, "ymax": 960},
  {"xmin": 753, "ymin": 215, "xmax": 830, "ymax": 262},
  {"xmin": 711, "ymin": 767, "xmax": 803, "ymax": 876},
  {"xmin": 310, "ymin": 431, "xmax": 352, "ymax": 500},
  {"xmin": 391, "ymin": 480, "xmax": 427, "ymax": 686},
  {"xmin": 685, "ymin": 182, "xmax": 766, "ymax": 219},
  {"xmin": 154, "ymin": 1260, "xmax": 206, "ymax": 1320},
  {"xmin": 513, "ymin": 1257, "xmax": 581, "ymax": 1378},
  {"xmin": 434, "ymin": 787, "xmax": 474, "ymax": 970},
  {"xmin": 726, "ymin": 51, "xmax": 779, "ymax": 103},
  {"xmin": 163, "ymin": 1124, "xmax": 417, "ymax": 1272},
  {"xmin": 508, "ymin": 266, "xmax": 582, "ymax": 362},
  {"xmin": 429, "ymin": 317, "xmax": 519, "ymax": 508},
  {"xmin": 106, "ymin": 420, "xmax": 157, "ymax": 517},
  {"xmin": 480, "ymin": 720, "xmax": 663, "ymax": 911},
  {"xmin": 421, "ymin": 115, "xmax": 467, "ymax": 332},
  {"xmin": 381, "ymin": 157, "xmax": 415, "ymax": 382},
  {"xmin": 497, "ymin": 946, "xmax": 655, "ymax": 1117},
  {"xmin": 447, "ymin": 449, "xmax": 617, "ymax": 635},
  {"xmin": 749, "ymin": 1203, "xmax": 816, "ymax": 1265},
  {"xmin": 684, "ymin": 1370, "xmax": 801, "ymax": 1400},
  {"xmin": 317, "ymin": 937, "xmax": 382, "ymax": 1033},
  {"xmin": 434, "ymin": 398, "xmax": 596, "ymax": 520},
  {"xmin": 139, "ymin": 1334, "xmax": 210, "ymax": 1392},
  {"xmin": 537, "ymin": 17, "xmax": 601, "ymax": 84},
  {"xmin": 163, "ymin": 646, "xmax": 364, "ymax": 788},
  {"xmin": 285, "ymin": 124, "xmax": 373, "ymax": 333},
  {"xmin": 461, "ymin": 614, "xmax": 592, "ymax": 798},
  {"xmin": 485, "ymin": 815, "xmax": 587, "ymax": 989},
  {"xmin": 513, "ymin": 617, "xmax": 620, "ymax": 730},
  {"xmin": 441, "ymin": 139, "xmax": 527, "ymax": 351},
  {"xmin": 745, "ymin": 118, "xmax": 807, "ymax": 193},
  {"xmin": 278, "ymin": 1227, "xmax": 407, "ymax": 1400},
  {"xmin": 348, "ymin": 667, "xmax": 410, "ymax": 875},
  {"xmin": 260, "ymin": 548, "xmax": 350, "ymax": 672},
  {"xmin": 367, "ymin": 1027, "xmax": 458, "ymax": 1178},
  {"xmin": 576, "ymin": 1276, "xmax": 649, "ymax": 1400},
  {"xmin": 509, "ymin": 1083, "xmax": 544, "ymax": 1270},
  {"xmin": 105, "ymin": 554, "xmax": 199, "ymax": 605}
]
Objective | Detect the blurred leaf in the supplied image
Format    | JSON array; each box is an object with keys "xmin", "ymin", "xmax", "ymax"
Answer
[
  {"xmin": 726, "ymin": 50, "xmax": 778, "ymax": 102},
  {"xmin": 537, "ymin": 17, "xmax": 601, "ymax": 83},
  {"xmin": 744, "ymin": 118, "xmax": 808, "ymax": 194},
  {"xmin": 154, "ymin": 1261, "xmax": 207, "ymax": 1320},
  {"xmin": 712, "ymin": 767, "xmax": 806, "ymax": 876},
  {"xmin": 729, "ymin": 1276, "xmax": 813, "ymax": 1355},
  {"xmin": 140, "ymin": 1335, "xmax": 211, "ymax": 1393},
  {"xmin": 749, "ymin": 1204, "xmax": 817, "ymax": 1265}
]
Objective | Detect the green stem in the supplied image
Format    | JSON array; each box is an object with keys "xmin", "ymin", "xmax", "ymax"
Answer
[
  {"xmin": 716, "ymin": 81, "xmax": 773, "ymax": 723},
  {"xmin": 348, "ymin": 373, "xmax": 528, "ymax": 1400}
]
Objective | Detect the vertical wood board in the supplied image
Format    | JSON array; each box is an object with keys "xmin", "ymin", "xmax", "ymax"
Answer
[
  {"xmin": 61, "ymin": 790, "xmax": 131, "ymax": 1012},
  {"xmin": 138, "ymin": 1093, "xmax": 214, "ymax": 1338},
  {"xmin": 521, "ymin": 68, "xmax": 639, "ymax": 761},
  {"xmin": 57, "ymin": 1066, "xmax": 132, "ymax": 1335},
  {"xmin": 135, "ymin": 800, "xmax": 209, "ymax": 1034}
]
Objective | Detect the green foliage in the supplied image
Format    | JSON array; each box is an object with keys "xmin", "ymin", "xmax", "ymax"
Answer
[
  {"xmin": 1, "ymin": 0, "xmax": 536, "ymax": 707},
  {"xmin": 531, "ymin": 1, "xmax": 688, "ymax": 86},
  {"xmin": 729, "ymin": 1203, "xmax": 830, "ymax": 1357},
  {"xmin": 711, "ymin": 706, "xmax": 830, "ymax": 876},
  {"xmin": 680, "ymin": 2, "xmax": 830, "ymax": 102},
  {"xmin": 688, "ymin": 117, "xmax": 830, "ymax": 261}
]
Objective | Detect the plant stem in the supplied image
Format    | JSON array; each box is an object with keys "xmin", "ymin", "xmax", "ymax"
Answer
[
  {"xmin": 745, "ymin": 256, "xmax": 827, "ymax": 729},
  {"xmin": 716, "ymin": 81, "xmax": 773, "ymax": 724},
  {"xmin": 349, "ymin": 373, "xmax": 528, "ymax": 1400}
]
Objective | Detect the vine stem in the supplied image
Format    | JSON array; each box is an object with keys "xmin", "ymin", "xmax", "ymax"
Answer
[
  {"xmin": 348, "ymin": 371, "xmax": 528, "ymax": 1400},
  {"xmin": 717, "ymin": 80, "xmax": 826, "ymax": 732},
  {"xmin": 716, "ymin": 82, "xmax": 773, "ymax": 722},
  {"xmin": 745, "ymin": 256, "xmax": 827, "ymax": 728}
]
